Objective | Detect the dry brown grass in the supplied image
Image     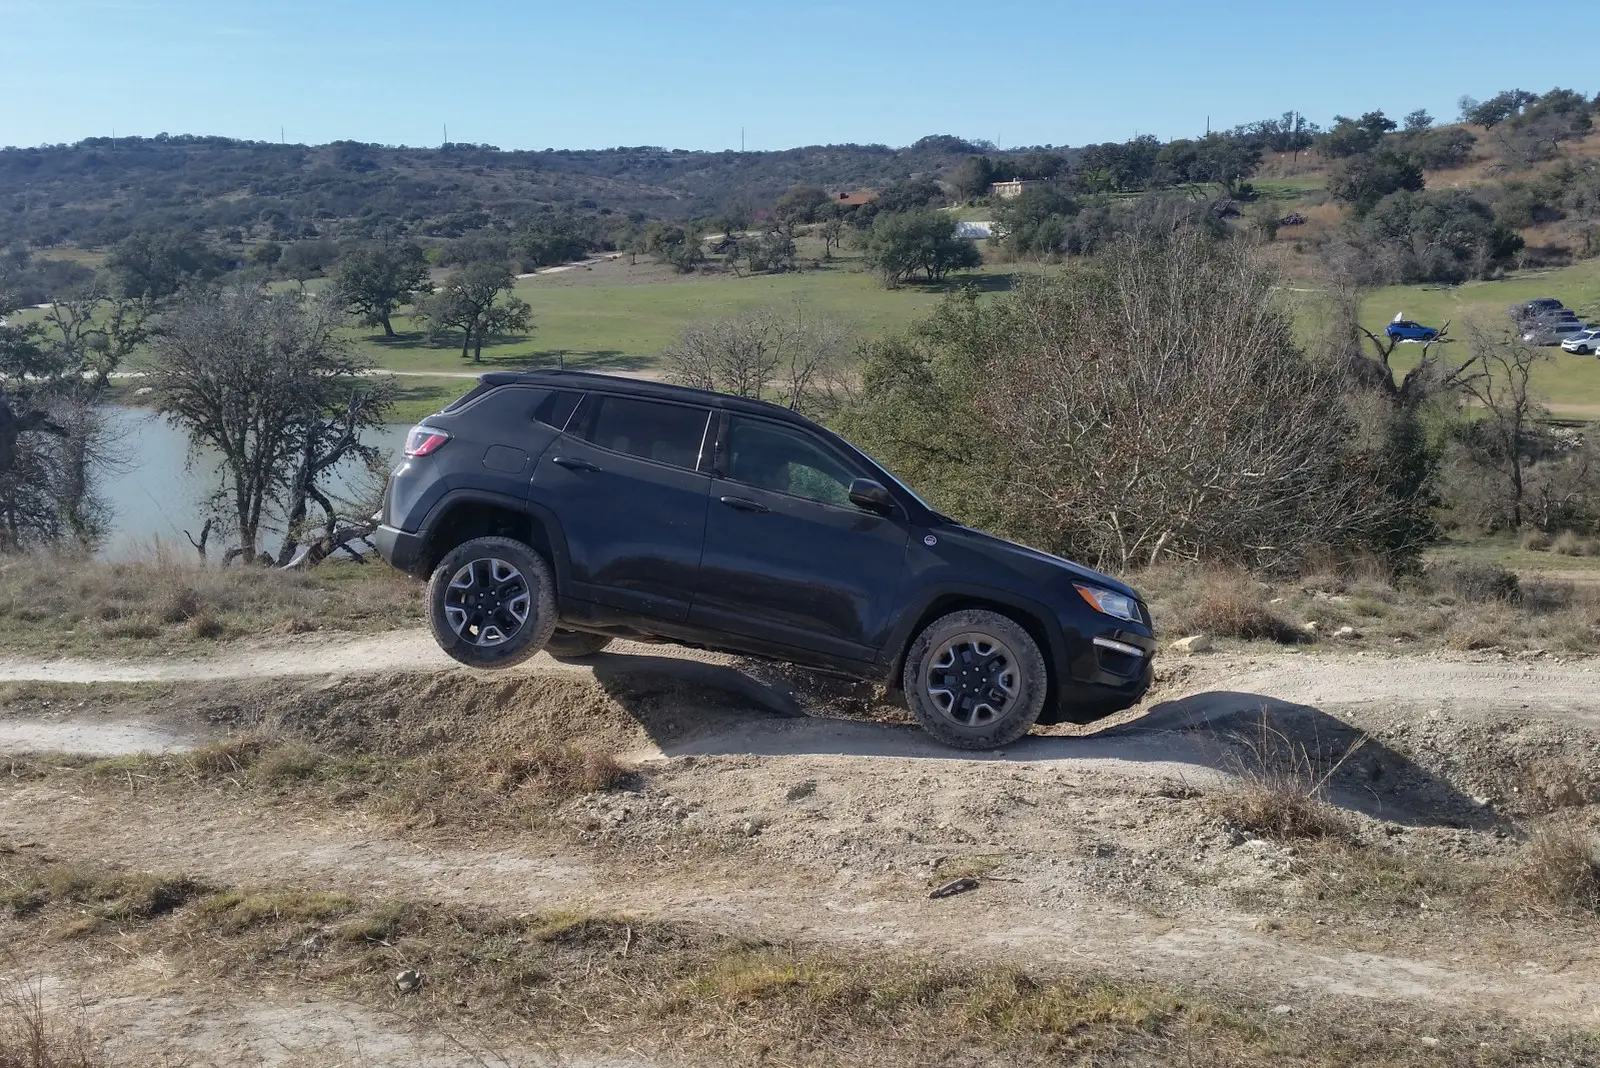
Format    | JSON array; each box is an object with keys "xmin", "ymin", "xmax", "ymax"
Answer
[
  {"xmin": 1553, "ymin": 530, "xmax": 1599, "ymax": 558},
  {"xmin": 0, "ymin": 548, "xmax": 420, "ymax": 657},
  {"xmin": 1520, "ymin": 528, "xmax": 1553, "ymax": 552},
  {"xmin": 1141, "ymin": 560, "xmax": 1600, "ymax": 653},
  {"xmin": 1514, "ymin": 828, "xmax": 1600, "ymax": 915},
  {"xmin": 1164, "ymin": 570, "xmax": 1303, "ymax": 644},
  {"xmin": 0, "ymin": 980, "xmax": 103, "ymax": 1068},
  {"xmin": 7, "ymin": 854, "xmax": 1597, "ymax": 1068},
  {"xmin": 72, "ymin": 728, "xmax": 631, "ymax": 835},
  {"xmin": 1209, "ymin": 716, "xmax": 1359, "ymax": 841}
]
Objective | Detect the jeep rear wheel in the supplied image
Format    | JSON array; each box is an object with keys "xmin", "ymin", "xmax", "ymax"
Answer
[
  {"xmin": 902, "ymin": 609, "xmax": 1048, "ymax": 750},
  {"xmin": 544, "ymin": 629, "xmax": 614, "ymax": 660},
  {"xmin": 426, "ymin": 536, "xmax": 556, "ymax": 669}
]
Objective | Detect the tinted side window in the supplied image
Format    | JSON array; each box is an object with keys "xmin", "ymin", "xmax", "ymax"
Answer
[
  {"xmin": 725, "ymin": 417, "xmax": 859, "ymax": 506},
  {"xmin": 580, "ymin": 396, "xmax": 710, "ymax": 470},
  {"xmin": 534, "ymin": 389, "xmax": 581, "ymax": 430}
]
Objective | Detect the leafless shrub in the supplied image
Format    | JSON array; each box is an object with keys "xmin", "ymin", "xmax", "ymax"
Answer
[{"xmin": 977, "ymin": 228, "xmax": 1406, "ymax": 571}]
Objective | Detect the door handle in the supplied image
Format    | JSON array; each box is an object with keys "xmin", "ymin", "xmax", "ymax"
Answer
[
  {"xmin": 718, "ymin": 495, "xmax": 769, "ymax": 514},
  {"xmin": 552, "ymin": 456, "xmax": 601, "ymax": 473}
]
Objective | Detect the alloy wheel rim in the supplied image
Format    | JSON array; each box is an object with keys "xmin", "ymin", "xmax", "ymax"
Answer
[
  {"xmin": 926, "ymin": 632, "xmax": 1020, "ymax": 727},
  {"xmin": 443, "ymin": 558, "xmax": 531, "ymax": 646}
]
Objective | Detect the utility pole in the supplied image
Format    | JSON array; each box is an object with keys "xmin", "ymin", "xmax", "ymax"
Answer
[
  {"xmin": 280, "ymin": 125, "xmax": 285, "ymax": 144},
  {"xmin": 443, "ymin": 123, "xmax": 448, "ymax": 146},
  {"xmin": 741, "ymin": 126, "xmax": 745, "ymax": 152}
]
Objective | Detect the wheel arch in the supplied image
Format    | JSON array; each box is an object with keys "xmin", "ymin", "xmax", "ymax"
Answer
[{"xmin": 417, "ymin": 491, "xmax": 570, "ymax": 588}]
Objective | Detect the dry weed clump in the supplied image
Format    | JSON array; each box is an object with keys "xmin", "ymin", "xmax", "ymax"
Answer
[
  {"xmin": 0, "ymin": 980, "xmax": 104, "ymax": 1068},
  {"xmin": 0, "ymin": 547, "xmax": 419, "ymax": 657},
  {"xmin": 1520, "ymin": 528, "xmax": 1554, "ymax": 552},
  {"xmin": 1168, "ymin": 570, "xmax": 1303, "ymax": 644},
  {"xmin": 486, "ymin": 744, "xmax": 628, "ymax": 798},
  {"xmin": 1213, "ymin": 780, "xmax": 1353, "ymax": 841},
  {"xmin": 1515, "ymin": 828, "xmax": 1600, "ymax": 914},
  {"xmin": 1209, "ymin": 716, "xmax": 1359, "ymax": 841},
  {"xmin": 1553, "ymin": 530, "xmax": 1598, "ymax": 557}
]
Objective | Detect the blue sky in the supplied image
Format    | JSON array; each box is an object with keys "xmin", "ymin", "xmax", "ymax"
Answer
[{"xmin": 2, "ymin": 0, "xmax": 1595, "ymax": 151}]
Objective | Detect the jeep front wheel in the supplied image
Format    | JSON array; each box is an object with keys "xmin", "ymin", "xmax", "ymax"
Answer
[
  {"xmin": 902, "ymin": 609, "xmax": 1048, "ymax": 750},
  {"xmin": 426, "ymin": 536, "xmax": 556, "ymax": 669}
]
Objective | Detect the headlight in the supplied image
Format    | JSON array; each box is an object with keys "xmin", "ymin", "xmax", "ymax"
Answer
[{"xmin": 1075, "ymin": 584, "xmax": 1139, "ymax": 623}]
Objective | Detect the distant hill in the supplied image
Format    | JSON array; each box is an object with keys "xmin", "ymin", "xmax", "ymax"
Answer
[{"xmin": 0, "ymin": 133, "xmax": 1022, "ymax": 249}]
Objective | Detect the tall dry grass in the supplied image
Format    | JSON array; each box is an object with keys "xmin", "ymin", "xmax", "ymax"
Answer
[
  {"xmin": 0, "ymin": 980, "xmax": 103, "ymax": 1068},
  {"xmin": 0, "ymin": 544, "xmax": 419, "ymax": 656}
]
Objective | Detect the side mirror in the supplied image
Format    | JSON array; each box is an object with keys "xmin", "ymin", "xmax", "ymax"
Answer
[{"xmin": 848, "ymin": 477, "xmax": 895, "ymax": 514}]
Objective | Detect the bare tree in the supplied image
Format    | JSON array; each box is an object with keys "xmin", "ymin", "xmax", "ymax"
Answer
[
  {"xmin": 1453, "ymin": 325, "xmax": 1547, "ymax": 529},
  {"xmin": 0, "ymin": 286, "xmax": 144, "ymax": 549},
  {"xmin": 661, "ymin": 306, "xmax": 851, "ymax": 416},
  {"xmin": 148, "ymin": 285, "xmax": 393, "ymax": 562}
]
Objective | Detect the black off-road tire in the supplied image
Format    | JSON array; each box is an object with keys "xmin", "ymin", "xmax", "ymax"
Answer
[
  {"xmin": 544, "ymin": 629, "xmax": 614, "ymax": 660},
  {"xmin": 426, "ymin": 536, "xmax": 556, "ymax": 669},
  {"xmin": 901, "ymin": 609, "xmax": 1049, "ymax": 750}
]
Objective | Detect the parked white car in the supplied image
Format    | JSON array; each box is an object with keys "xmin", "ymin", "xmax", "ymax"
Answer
[{"xmin": 1561, "ymin": 328, "xmax": 1600, "ymax": 355}]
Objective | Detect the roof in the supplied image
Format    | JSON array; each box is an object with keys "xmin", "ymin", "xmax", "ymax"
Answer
[
  {"xmin": 477, "ymin": 370, "xmax": 816, "ymax": 428},
  {"xmin": 834, "ymin": 189, "xmax": 877, "ymax": 206}
]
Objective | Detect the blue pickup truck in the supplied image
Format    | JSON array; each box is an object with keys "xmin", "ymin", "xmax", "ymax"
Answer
[{"xmin": 1385, "ymin": 318, "xmax": 1441, "ymax": 342}]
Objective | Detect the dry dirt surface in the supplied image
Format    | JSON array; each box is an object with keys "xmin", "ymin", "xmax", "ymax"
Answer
[{"xmin": 3, "ymin": 633, "xmax": 1600, "ymax": 1063}]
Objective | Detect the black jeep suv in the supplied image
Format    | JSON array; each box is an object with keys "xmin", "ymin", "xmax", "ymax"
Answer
[{"xmin": 374, "ymin": 371, "xmax": 1155, "ymax": 749}]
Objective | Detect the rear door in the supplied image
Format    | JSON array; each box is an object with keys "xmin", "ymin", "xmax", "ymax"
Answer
[
  {"xmin": 691, "ymin": 414, "xmax": 911, "ymax": 661},
  {"xmin": 530, "ymin": 392, "xmax": 713, "ymax": 622}
]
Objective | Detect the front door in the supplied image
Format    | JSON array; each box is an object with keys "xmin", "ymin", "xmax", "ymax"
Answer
[
  {"xmin": 691, "ymin": 414, "xmax": 911, "ymax": 661},
  {"xmin": 530, "ymin": 392, "xmax": 713, "ymax": 622}
]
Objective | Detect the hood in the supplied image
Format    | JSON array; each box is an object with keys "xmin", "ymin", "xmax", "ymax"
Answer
[{"xmin": 941, "ymin": 524, "xmax": 1142, "ymax": 600}]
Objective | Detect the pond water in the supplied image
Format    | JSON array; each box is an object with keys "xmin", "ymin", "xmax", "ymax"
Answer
[{"xmin": 97, "ymin": 407, "xmax": 411, "ymax": 559}]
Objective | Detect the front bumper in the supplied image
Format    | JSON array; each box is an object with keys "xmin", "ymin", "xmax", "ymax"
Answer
[{"xmin": 1041, "ymin": 622, "xmax": 1156, "ymax": 725}]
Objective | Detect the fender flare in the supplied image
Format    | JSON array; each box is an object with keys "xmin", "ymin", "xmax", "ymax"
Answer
[
  {"xmin": 418, "ymin": 489, "xmax": 575, "ymax": 589},
  {"xmin": 878, "ymin": 582, "xmax": 1073, "ymax": 687}
]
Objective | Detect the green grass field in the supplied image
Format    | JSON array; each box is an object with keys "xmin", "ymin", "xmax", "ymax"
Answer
[{"xmin": 346, "ymin": 259, "xmax": 1022, "ymax": 376}]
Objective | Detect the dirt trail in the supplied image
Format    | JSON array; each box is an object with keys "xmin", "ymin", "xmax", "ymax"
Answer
[
  {"xmin": 8, "ymin": 629, "xmax": 1600, "ymax": 726},
  {"xmin": 4, "ymin": 784, "xmax": 1597, "ymax": 1025}
]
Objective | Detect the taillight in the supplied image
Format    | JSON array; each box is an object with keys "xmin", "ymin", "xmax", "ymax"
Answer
[{"xmin": 404, "ymin": 426, "xmax": 451, "ymax": 457}]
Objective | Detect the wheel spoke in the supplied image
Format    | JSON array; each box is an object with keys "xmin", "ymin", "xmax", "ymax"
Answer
[
  {"xmin": 444, "ymin": 557, "xmax": 530, "ymax": 647},
  {"xmin": 925, "ymin": 631, "xmax": 1021, "ymax": 728}
]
